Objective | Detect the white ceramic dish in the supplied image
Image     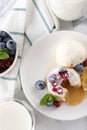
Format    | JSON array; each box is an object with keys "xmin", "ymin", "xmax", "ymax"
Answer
[
  {"xmin": 20, "ymin": 31, "xmax": 87, "ymax": 120},
  {"xmin": 0, "ymin": 30, "xmax": 18, "ymax": 76}
]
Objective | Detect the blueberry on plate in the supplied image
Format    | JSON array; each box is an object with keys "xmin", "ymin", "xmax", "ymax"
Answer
[
  {"xmin": 48, "ymin": 74, "xmax": 56, "ymax": 83},
  {"xmin": 59, "ymin": 68, "xmax": 67, "ymax": 73},
  {"xmin": 6, "ymin": 39, "xmax": 16, "ymax": 50},
  {"xmin": 0, "ymin": 42, "xmax": 5, "ymax": 49},
  {"xmin": 35, "ymin": 80, "xmax": 46, "ymax": 90},
  {"xmin": 74, "ymin": 64, "xmax": 83, "ymax": 72}
]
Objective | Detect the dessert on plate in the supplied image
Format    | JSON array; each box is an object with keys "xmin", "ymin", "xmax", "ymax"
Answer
[{"xmin": 35, "ymin": 40, "xmax": 87, "ymax": 107}]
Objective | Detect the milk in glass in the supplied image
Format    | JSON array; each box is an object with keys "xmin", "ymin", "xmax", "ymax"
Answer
[{"xmin": 0, "ymin": 101, "xmax": 33, "ymax": 130}]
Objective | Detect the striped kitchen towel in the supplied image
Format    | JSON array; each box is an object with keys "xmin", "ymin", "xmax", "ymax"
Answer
[{"xmin": 0, "ymin": 0, "xmax": 59, "ymax": 98}]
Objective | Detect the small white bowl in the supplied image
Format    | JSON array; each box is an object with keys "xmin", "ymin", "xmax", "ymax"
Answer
[{"xmin": 0, "ymin": 30, "xmax": 18, "ymax": 76}]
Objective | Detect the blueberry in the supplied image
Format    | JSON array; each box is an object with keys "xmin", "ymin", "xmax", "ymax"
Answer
[
  {"xmin": 48, "ymin": 74, "xmax": 56, "ymax": 83},
  {"xmin": 35, "ymin": 80, "xmax": 46, "ymax": 90},
  {"xmin": 8, "ymin": 49, "xmax": 16, "ymax": 56},
  {"xmin": 3, "ymin": 37, "xmax": 12, "ymax": 43},
  {"xmin": 74, "ymin": 64, "xmax": 83, "ymax": 72},
  {"xmin": 59, "ymin": 68, "xmax": 67, "ymax": 73},
  {"xmin": 0, "ymin": 31, "xmax": 7, "ymax": 39},
  {"xmin": 6, "ymin": 39, "xmax": 16, "ymax": 50},
  {"xmin": 0, "ymin": 42, "xmax": 5, "ymax": 49}
]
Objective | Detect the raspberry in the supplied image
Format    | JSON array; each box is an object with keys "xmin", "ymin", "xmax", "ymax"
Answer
[
  {"xmin": 5, "ymin": 61, "xmax": 11, "ymax": 67},
  {"xmin": 59, "ymin": 71, "xmax": 69, "ymax": 80},
  {"xmin": 53, "ymin": 101, "xmax": 61, "ymax": 108},
  {"xmin": 8, "ymin": 56, "xmax": 14, "ymax": 63},
  {"xmin": 82, "ymin": 59, "xmax": 87, "ymax": 67},
  {"xmin": 52, "ymin": 87, "xmax": 58, "ymax": 92}
]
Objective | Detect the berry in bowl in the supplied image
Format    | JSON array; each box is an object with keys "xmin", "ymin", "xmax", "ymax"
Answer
[{"xmin": 0, "ymin": 30, "xmax": 17, "ymax": 76}]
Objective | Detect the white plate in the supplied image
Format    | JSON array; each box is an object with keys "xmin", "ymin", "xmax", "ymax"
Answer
[{"xmin": 20, "ymin": 31, "xmax": 87, "ymax": 120}]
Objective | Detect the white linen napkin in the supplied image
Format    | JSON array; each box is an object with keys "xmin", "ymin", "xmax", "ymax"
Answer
[{"xmin": 0, "ymin": 0, "xmax": 59, "ymax": 99}]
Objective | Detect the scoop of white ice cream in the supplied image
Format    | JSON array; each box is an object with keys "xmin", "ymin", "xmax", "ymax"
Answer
[{"xmin": 56, "ymin": 40, "xmax": 87, "ymax": 67}]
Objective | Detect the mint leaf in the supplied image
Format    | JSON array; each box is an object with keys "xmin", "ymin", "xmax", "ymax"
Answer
[
  {"xmin": 0, "ymin": 52, "xmax": 9, "ymax": 60},
  {"xmin": 48, "ymin": 95, "xmax": 53, "ymax": 103},
  {"xmin": 53, "ymin": 95, "xmax": 61, "ymax": 101},
  {"xmin": 0, "ymin": 48, "xmax": 8, "ymax": 53},
  {"xmin": 40, "ymin": 94, "xmax": 53, "ymax": 106},
  {"xmin": 0, "ymin": 48, "xmax": 9, "ymax": 60},
  {"xmin": 40, "ymin": 94, "xmax": 61, "ymax": 106}
]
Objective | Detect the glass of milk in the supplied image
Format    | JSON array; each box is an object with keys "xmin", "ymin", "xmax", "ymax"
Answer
[
  {"xmin": 0, "ymin": 99, "xmax": 35, "ymax": 130},
  {"xmin": 48, "ymin": 0, "xmax": 87, "ymax": 21}
]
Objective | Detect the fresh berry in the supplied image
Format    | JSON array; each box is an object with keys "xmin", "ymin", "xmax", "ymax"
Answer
[
  {"xmin": 59, "ymin": 68, "xmax": 69, "ymax": 79},
  {"xmin": 0, "ymin": 31, "xmax": 16, "ymax": 74},
  {"xmin": 59, "ymin": 68, "xmax": 66, "ymax": 72},
  {"xmin": 52, "ymin": 87, "xmax": 58, "ymax": 92},
  {"xmin": 49, "ymin": 74, "xmax": 56, "ymax": 83},
  {"xmin": 53, "ymin": 101, "xmax": 61, "ymax": 108},
  {"xmin": 59, "ymin": 71, "xmax": 69, "ymax": 80},
  {"xmin": 6, "ymin": 39, "xmax": 16, "ymax": 50},
  {"xmin": 5, "ymin": 61, "xmax": 11, "ymax": 67},
  {"xmin": 35, "ymin": 80, "xmax": 46, "ymax": 90},
  {"xmin": 3, "ymin": 37, "xmax": 11, "ymax": 43},
  {"xmin": 8, "ymin": 56, "xmax": 14, "ymax": 62},
  {"xmin": 0, "ymin": 31, "xmax": 7, "ymax": 39},
  {"xmin": 82, "ymin": 59, "xmax": 87, "ymax": 67},
  {"xmin": 74, "ymin": 64, "xmax": 83, "ymax": 72},
  {"xmin": 0, "ymin": 62, "xmax": 5, "ymax": 68},
  {"xmin": 8, "ymin": 49, "xmax": 16, "ymax": 56},
  {"xmin": 0, "ymin": 42, "xmax": 5, "ymax": 49}
]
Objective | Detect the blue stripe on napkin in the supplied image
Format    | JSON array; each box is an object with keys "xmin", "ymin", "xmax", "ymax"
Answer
[{"xmin": 32, "ymin": 0, "xmax": 51, "ymax": 32}]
